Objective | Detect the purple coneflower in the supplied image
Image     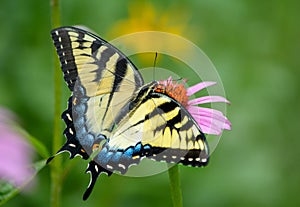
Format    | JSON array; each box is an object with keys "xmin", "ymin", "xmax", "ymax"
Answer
[
  {"xmin": 155, "ymin": 77, "xmax": 231, "ymax": 135},
  {"xmin": 0, "ymin": 108, "xmax": 34, "ymax": 188}
]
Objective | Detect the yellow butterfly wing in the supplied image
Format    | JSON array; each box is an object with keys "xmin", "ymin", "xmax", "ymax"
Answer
[
  {"xmin": 50, "ymin": 26, "xmax": 209, "ymax": 200},
  {"xmin": 51, "ymin": 26, "xmax": 144, "ymax": 155},
  {"xmin": 108, "ymin": 83, "xmax": 209, "ymax": 167}
]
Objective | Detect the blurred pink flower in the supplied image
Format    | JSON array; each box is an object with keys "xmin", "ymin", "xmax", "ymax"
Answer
[
  {"xmin": 0, "ymin": 108, "xmax": 34, "ymax": 187},
  {"xmin": 157, "ymin": 77, "xmax": 231, "ymax": 135}
]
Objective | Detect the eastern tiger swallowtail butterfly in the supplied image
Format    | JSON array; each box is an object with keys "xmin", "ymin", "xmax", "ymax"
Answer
[{"xmin": 48, "ymin": 26, "xmax": 209, "ymax": 200}]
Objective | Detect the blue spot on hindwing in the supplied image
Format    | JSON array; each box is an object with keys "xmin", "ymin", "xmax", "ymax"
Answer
[
  {"xmin": 75, "ymin": 116, "xmax": 85, "ymax": 128},
  {"xmin": 79, "ymin": 133, "xmax": 94, "ymax": 147},
  {"xmin": 111, "ymin": 151, "xmax": 123, "ymax": 162},
  {"xmin": 144, "ymin": 145, "xmax": 151, "ymax": 150},
  {"xmin": 75, "ymin": 125, "xmax": 87, "ymax": 138},
  {"xmin": 97, "ymin": 134, "xmax": 106, "ymax": 140},
  {"xmin": 142, "ymin": 144, "xmax": 152, "ymax": 156},
  {"xmin": 96, "ymin": 147, "xmax": 111, "ymax": 164},
  {"xmin": 133, "ymin": 143, "xmax": 142, "ymax": 154},
  {"xmin": 74, "ymin": 84, "xmax": 85, "ymax": 96},
  {"xmin": 124, "ymin": 147, "xmax": 134, "ymax": 157},
  {"xmin": 74, "ymin": 103, "xmax": 86, "ymax": 115}
]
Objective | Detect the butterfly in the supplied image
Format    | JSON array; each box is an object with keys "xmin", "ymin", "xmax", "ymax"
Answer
[{"xmin": 49, "ymin": 26, "xmax": 209, "ymax": 200}]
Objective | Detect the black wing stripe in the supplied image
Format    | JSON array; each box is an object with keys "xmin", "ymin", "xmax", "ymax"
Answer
[
  {"xmin": 100, "ymin": 56, "xmax": 129, "ymax": 125},
  {"xmin": 93, "ymin": 46, "xmax": 115, "ymax": 82},
  {"xmin": 116, "ymin": 92, "xmax": 181, "ymax": 136},
  {"xmin": 52, "ymin": 29, "xmax": 78, "ymax": 90}
]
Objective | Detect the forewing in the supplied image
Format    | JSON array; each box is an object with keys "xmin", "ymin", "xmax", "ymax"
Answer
[{"xmin": 51, "ymin": 26, "xmax": 144, "ymax": 150}]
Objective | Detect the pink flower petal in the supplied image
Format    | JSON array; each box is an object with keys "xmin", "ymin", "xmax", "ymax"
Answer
[
  {"xmin": 193, "ymin": 112, "xmax": 230, "ymax": 132},
  {"xmin": 188, "ymin": 95, "xmax": 231, "ymax": 105},
  {"xmin": 186, "ymin": 81, "xmax": 216, "ymax": 96},
  {"xmin": 188, "ymin": 106, "xmax": 231, "ymax": 126},
  {"xmin": 187, "ymin": 106, "xmax": 231, "ymax": 134},
  {"xmin": 195, "ymin": 117, "xmax": 223, "ymax": 135},
  {"xmin": 0, "ymin": 109, "xmax": 34, "ymax": 188},
  {"xmin": 188, "ymin": 106, "xmax": 225, "ymax": 121},
  {"xmin": 157, "ymin": 77, "xmax": 231, "ymax": 136},
  {"xmin": 194, "ymin": 116, "xmax": 227, "ymax": 135},
  {"xmin": 198, "ymin": 124, "xmax": 222, "ymax": 135},
  {"xmin": 195, "ymin": 114, "xmax": 230, "ymax": 130}
]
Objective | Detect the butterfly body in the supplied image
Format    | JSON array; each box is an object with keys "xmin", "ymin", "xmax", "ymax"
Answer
[{"xmin": 50, "ymin": 26, "xmax": 209, "ymax": 200}]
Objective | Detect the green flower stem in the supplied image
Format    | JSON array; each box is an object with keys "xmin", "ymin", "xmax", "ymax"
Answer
[
  {"xmin": 168, "ymin": 164, "xmax": 183, "ymax": 207},
  {"xmin": 50, "ymin": 0, "xmax": 62, "ymax": 207}
]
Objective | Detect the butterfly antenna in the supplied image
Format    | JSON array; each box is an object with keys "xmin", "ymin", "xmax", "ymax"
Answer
[
  {"xmin": 175, "ymin": 77, "xmax": 183, "ymax": 82},
  {"xmin": 153, "ymin": 52, "xmax": 158, "ymax": 80}
]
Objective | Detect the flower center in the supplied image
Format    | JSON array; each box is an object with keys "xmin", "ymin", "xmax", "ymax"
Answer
[{"xmin": 154, "ymin": 79, "xmax": 189, "ymax": 107}]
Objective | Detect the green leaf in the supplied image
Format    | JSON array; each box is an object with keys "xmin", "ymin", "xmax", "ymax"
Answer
[
  {"xmin": 26, "ymin": 134, "xmax": 50, "ymax": 159},
  {"xmin": 17, "ymin": 128, "xmax": 50, "ymax": 159},
  {"xmin": 0, "ymin": 182, "xmax": 15, "ymax": 205},
  {"xmin": 0, "ymin": 160, "xmax": 47, "ymax": 205}
]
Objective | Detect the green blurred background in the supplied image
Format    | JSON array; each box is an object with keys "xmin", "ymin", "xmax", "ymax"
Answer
[{"xmin": 0, "ymin": 0, "xmax": 299, "ymax": 206}]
